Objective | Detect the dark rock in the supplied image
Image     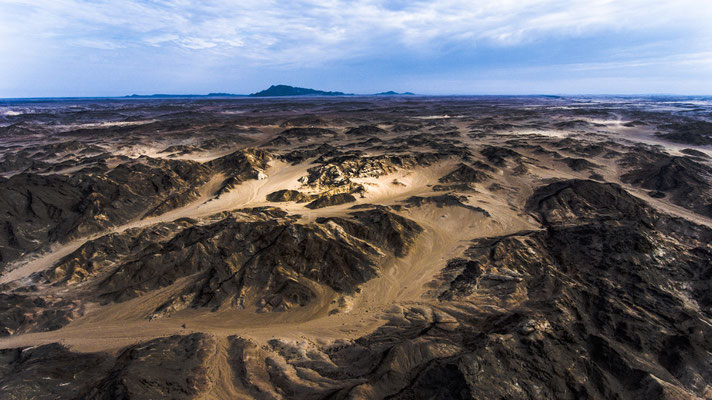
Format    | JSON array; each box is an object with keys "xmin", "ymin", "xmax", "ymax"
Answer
[
  {"xmin": 0, "ymin": 294, "xmax": 81, "ymax": 336},
  {"xmin": 439, "ymin": 163, "xmax": 492, "ymax": 184},
  {"xmin": 88, "ymin": 209, "xmax": 421, "ymax": 312},
  {"xmin": 82, "ymin": 334, "xmax": 216, "ymax": 399},
  {"xmin": 561, "ymin": 157, "xmax": 599, "ymax": 171},
  {"xmin": 480, "ymin": 146, "xmax": 523, "ymax": 166},
  {"xmin": 680, "ymin": 148, "xmax": 710, "ymax": 159},
  {"xmin": 279, "ymin": 127, "xmax": 337, "ymax": 140},
  {"xmin": 621, "ymin": 156, "xmax": 712, "ymax": 217},
  {"xmin": 265, "ymin": 189, "xmax": 315, "ymax": 203},
  {"xmin": 526, "ymin": 179, "xmax": 655, "ymax": 225},
  {"xmin": 0, "ymin": 343, "xmax": 113, "ymax": 399},
  {"xmin": 279, "ymin": 115, "xmax": 325, "ymax": 127},
  {"xmin": 0, "ymin": 157, "xmax": 212, "ymax": 269},
  {"xmin": 305, "ymin": 193, "xmax": 356, "ymax": 209},
  {"xmin": 656, "ymin": 120, "xmax": 712, "ymax": 145},
  {"xmin": 398, "ymin": 194, "xmax": 490, "ymax": 216},
  {"xmin": 345, "ymin": 125, "xmax": 387, "ymax": 136}
]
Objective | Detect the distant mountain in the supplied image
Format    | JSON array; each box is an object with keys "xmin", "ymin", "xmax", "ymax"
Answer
[
  {"xmin": 250, "ymin": 85, "xmax": 349, "ymax": 97},
  {"xmin": 124, "ymin": 93, "xmax": 244, "ymax": 98},
  {"xmin": 375, "ymin": 91, "xmax": 415, "ymax": 96},
  {"xmin": 207, "ymin": 92, "xmax": 244, "ymax": 97},
  {"xmin": 125, "ymin": 94, "xmax": 198, "ymax": 98},
  {"xmin": 120, "ymin": 87, "xmax": 414, "ymax": 99}
]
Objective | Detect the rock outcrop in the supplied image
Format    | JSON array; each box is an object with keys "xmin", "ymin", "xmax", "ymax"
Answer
[
  {"xmin": 622, "ymin": 156, "xmax": 712, "ymax": 217},
  {"xmin": 51, "ymin": 208, "xmax": 424, "ymax": 314}
]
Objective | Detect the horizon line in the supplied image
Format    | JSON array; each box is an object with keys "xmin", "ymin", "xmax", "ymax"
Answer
[{"xmin": 2, "ymin": 93, "xmax": 712, "ymax": 101}]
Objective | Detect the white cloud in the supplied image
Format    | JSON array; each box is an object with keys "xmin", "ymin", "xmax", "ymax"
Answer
[
  {"xmin": 144, "ymin": 34, "xmax": 180, "ymax": 46},
  {"xmin": 565, "ymin": 52, "xmax": 712, "ymax": 72},
  {"xmin": 1, "ymin": 0, "xmax": 712, "ymax": 97},
  {"xmin": 177, "ymin": 37, "xmax": 217, "ymax": 49},
  {"xmin": 1, "ymin": 0, "xmax": 710, "ymax": 66},
  {"xmin": 70, "ymin": 38, "xmax": 125, "ymax": 50}
]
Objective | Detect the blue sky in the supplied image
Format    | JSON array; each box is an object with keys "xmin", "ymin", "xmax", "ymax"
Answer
[{"xmin": 1, "ymin": 0, "xmax": 711, "ymax": 97}]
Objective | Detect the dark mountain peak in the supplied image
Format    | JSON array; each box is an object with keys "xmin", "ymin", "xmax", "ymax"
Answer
[
  {"xmin": 250, "ymin": 85, "xmax": 349, "ymax": 97},
  {"xmin": 374, "ymin": 91, "xmax": 415, "ymax": 96}
]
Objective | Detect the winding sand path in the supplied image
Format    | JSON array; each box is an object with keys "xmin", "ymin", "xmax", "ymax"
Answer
[{"xmin": 0, "ymin": 156, "xmax": 536, "ymax": 353}]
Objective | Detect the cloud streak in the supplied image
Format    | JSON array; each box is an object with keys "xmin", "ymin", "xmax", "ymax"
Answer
[
  {"xmin": 0, "ymin": 0, "xmax": 711, "ymax": 96},
  {"xmin": 3, "ymin": 0, "xmax": 710, "ymax": 63}
]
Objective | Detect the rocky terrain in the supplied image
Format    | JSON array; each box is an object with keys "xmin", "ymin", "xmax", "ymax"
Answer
[{"xmin": 0, "ymin": 96, "xmax": 711, "ymax": 399}]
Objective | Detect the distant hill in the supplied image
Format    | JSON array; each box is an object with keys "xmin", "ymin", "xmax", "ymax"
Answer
[
  {"xmin": 124, "ymin": 93, "xmax": 244, "ymax": 98},
  {"xmin": 375, "ymin": 91, "xmax": 415, "ymax": 96},
  {"xmin": 207, "ymin": 92, "xmax": 244, "ymax": 97},
  {"xmin": 250, "ymin": 85, "xmax": 350, "ymax": 97},
  {"xmin": 121, "ymin": 86, "xmax": 414, "ymax": 99}
]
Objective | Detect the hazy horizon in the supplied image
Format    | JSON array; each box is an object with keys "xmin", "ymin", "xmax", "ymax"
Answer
[
  {"xmin": 4, "ymin": 91, "xmax": 712, "ymax": 101},
  {"xmin": 2, "ymin": 0, "xmax": 711, "ymax": 98}
]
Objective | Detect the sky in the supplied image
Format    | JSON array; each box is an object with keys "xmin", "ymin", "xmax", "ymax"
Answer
[{"xmin": 1, "ymin": 0, "xmax": 711, "ymax": 97}]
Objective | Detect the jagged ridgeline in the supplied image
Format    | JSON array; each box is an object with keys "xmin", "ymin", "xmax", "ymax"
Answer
[{"xmin": 0, "ymin": 96, "xmax": 711, "ymax": 399}]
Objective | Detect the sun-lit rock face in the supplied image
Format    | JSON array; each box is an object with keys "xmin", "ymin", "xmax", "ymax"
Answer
[{"xmin": 1, "ymin": 96, "xmax": 711, "ymax": 399}]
